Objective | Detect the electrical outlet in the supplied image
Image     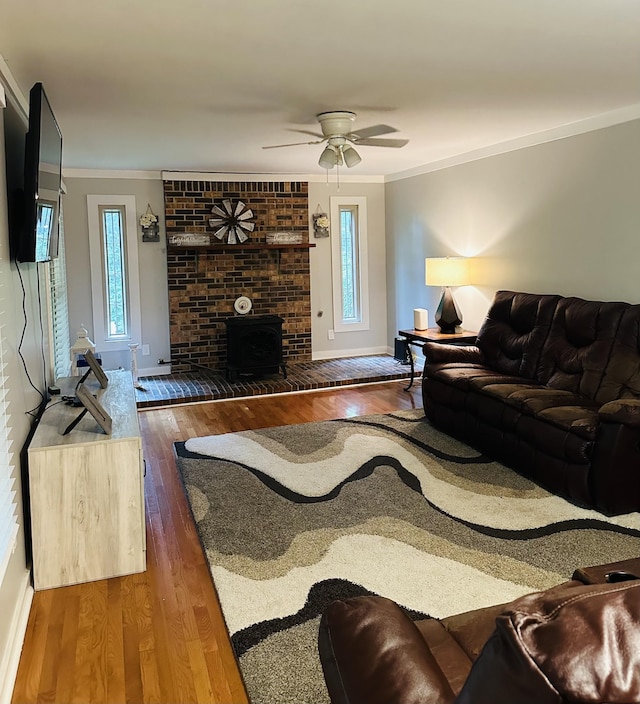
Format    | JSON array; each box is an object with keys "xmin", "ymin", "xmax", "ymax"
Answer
[
  {"xmin": 328, "ymin": 329, "xmax": 335, "ymax": 340},
  {"xmin": 142, "ymin": 344, "xmax": 150, "ymax": 356}
]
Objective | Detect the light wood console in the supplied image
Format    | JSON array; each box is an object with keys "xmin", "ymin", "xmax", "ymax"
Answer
[{"xmin": 28, "ymin": 370, "xmax": 146, "ymax": 590}]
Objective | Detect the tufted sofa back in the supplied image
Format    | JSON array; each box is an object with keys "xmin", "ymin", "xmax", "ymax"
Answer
[
  {"xmin": 475, "ymin": 291, "xmax": 560, "ymax": 379},
  {"xmin": 596, "ymin": 304, "xmax": 640, "ymax": 403},
  {"xmin": 536, "ymin": 297, "xmax": 627, "ymax": 400}
]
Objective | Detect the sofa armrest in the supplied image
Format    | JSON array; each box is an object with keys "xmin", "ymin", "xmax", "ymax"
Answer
[
  {"xmin": 456, "ymin": 581, "xmax": 640, "ymax": 704},
  {"xmin": 573, "ymin": 558, "xmax": 640, "ymax": 585},
  {"xmin": 423, "ymin": 342, "xmax": 484, "ymax": 365},
  {"xmin": 599, "ymin": 398, "xmax": 640, "ymax": 428},
  {"xmin": 590, "ymin": 401, "xmax": 640, "ymax": 514},
  {"xmin": 318, "ymin": 596, "xmax": 456, "ymax": 704}
]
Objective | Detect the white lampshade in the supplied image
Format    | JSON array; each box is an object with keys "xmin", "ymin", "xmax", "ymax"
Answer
[
  {"xmin": 425, "ymin": 257, "xmax": 470, "ymax": 287},
  {"xmin": 342, "ymin": 145, "xmax": 361, "ymax": 168},
  {"xmin": 319, "ymin": 146, "xmax": 337, "ymax": 169}
]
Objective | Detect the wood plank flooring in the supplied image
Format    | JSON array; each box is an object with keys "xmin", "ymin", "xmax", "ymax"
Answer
[{"xmin": 11, "ymin": 380, "xmax": 421, "ymax": 704}]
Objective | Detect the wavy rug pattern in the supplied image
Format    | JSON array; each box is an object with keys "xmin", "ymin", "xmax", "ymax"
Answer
[{"xmin": 174, "ymin": 409, "xmax": 640, "ymax": 704}]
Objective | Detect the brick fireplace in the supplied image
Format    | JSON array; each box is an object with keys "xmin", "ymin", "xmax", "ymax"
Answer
[{"xmin": 164, "ymin": 179, "xmax": 312, "ymax": 374}]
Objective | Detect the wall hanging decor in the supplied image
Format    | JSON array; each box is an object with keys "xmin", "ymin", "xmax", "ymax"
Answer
[
  {"xmin": 313, "ymin": 205, "xmax": 330, "ymax": 238},
  {"xmin": 168, "ymin": 233, "xmax": 210, "ymax": 246},
  {"xmin": 140, "ymin": 204, "xmax": 160, "ymax": 242},
  {"xmin": 209, "ymin": 199, "xmax": 255, "ymax": 244},
  {"xmin": 265, "ymin": 231, "xmax": 303, "ymax": 244},
  {"xmin": 233, "ymin": 295, "xmax": 253, "ymax": 315}
]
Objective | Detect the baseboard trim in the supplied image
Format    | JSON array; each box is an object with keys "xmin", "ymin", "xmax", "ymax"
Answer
[
  {"xmin": 139, "ymin": 365, "xmax": 171, "ymax": 377},
  {"xmin": 312, "ymin": 346, "xmax": 390, "ymax": 361},
  {"xmin": 0, "ymin": 570, "xmax": 33, "ymax": 704}
]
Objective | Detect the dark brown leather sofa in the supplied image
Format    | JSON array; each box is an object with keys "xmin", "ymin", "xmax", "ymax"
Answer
[
  {"xmin": 421, "ymin": 290, "xmax": 640, "ymax": 515},
  {"xmin": 319, "ymin": 558, "xmax": 640, "ymax": 704}
]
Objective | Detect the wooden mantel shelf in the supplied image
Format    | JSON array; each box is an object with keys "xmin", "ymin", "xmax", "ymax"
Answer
[{"xmin": 167, "ymin": 242, "xmax": 316, "ymax": 252}]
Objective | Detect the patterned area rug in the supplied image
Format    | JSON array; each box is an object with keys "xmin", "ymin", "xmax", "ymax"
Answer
[{"xmin": 174, "ymin": 409, "xmax": 640, "ymax": 704}]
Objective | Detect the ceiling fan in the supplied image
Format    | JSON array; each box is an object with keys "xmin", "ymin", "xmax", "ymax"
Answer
[{"xmin": 263, "ymin": 111, "xmax": 408, "ymax": 169}]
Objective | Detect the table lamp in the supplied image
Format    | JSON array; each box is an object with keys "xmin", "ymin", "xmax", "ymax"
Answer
[{"xmin": 425, "ymin": 257, "xmax": 470, "ymax": 333}]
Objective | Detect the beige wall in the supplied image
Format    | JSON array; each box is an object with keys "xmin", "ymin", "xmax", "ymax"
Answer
[
  {"xmin": 385, "ymin": 119, "xmax": 640, "ymax": 341},
  {"xmin": 63, "ymin": 177, "xmax": 171, "ymax": 372},
  {"xmin": 63, "ymin": 176, "xmax": 388, "ymax": 369},
  {"xmin": 0, "ymin": 90, "xmax": 38, "ymax": 699},
  {"xmin": 1, "ymin": 71, "xmax": 637, "ymax": 700},
  {"xmin": 309, "ymin": 180, "xmax": 388, "ymax": 358}
]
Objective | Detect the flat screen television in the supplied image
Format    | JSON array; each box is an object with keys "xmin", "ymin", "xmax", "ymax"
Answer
[{"xmin": 15, "ymin": 82, "xmax": 63, "ymax": 262}]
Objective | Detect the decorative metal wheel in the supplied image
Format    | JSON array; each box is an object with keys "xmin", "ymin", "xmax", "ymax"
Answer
[{"xmin": 209, "ymin": 199, "xmax": 255, "ymax": 244}]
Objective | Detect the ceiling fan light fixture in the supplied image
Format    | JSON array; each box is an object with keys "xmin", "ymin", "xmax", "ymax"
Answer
[
  {"xmin": 319, "ymin": 145, "xmax": 337, "ymax": 169},
  {"xmin": 342, "ymin": 145, "xmax": 361, "ymax": 168},
  {"xmin": 264, "ymin": 110, "xmax": 408, "ymax": 171},
  {"xmin": 317, "ymin": 111, "xmax": 357, "ymax": 137}
]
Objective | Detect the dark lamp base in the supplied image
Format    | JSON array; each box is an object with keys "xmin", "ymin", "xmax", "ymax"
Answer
[{"xmin": 435, "ymin": 286, "xmax": 463, "ymax": 334}]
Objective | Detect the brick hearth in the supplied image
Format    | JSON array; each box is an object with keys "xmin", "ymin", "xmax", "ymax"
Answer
[{"xmin": 164, "ymin": 179, "xmax": 311, "ymax": 374}]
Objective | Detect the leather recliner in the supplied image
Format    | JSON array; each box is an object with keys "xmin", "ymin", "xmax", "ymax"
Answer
[
  {"xmin": 422, "ymin": 291, "xmax": 640, "ymax": 515},
  {"xmin": 318, "ymin": 558, "xmax": 640, "ymax": 704}
]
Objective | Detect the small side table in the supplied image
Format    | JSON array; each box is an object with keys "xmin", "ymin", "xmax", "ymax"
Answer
[{"xmin": 398, "ymin": 328, "xmax": 478, "ymax": 390}]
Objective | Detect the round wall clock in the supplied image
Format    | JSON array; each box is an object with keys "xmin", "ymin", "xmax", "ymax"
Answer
[
  {"xmin": 209, "ymin": 199, "xmax": 255, "ymax": 244},
  {"xmin": 234, "ymin": 296, "xmax": 253, "ymax": 315}
]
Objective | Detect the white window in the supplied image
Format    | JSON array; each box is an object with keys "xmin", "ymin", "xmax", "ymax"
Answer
[
  {"xmin": 87, "ymin": 195, "xmax": 141, "ymax": 352},
  {"xmin": 330, "ymin": 196, "xmax": 369, "ymax": 332}
]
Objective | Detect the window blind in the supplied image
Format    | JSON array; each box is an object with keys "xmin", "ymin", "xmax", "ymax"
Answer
[
  {"xmin": 50, "ymin": 207, "xmax": 70, "ymax": 379},
  {"xmin": 0, "ymin": 292, "xmax": 18, "ymax": 588}
]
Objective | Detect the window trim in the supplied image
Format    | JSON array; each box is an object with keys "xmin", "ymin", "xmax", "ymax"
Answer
[
  {"xmin": 330, "ymin": 196, "xmax": 370, "ymax": 333},
  {"xmin": 87, "ymin": 195, "xmax": 141, "ymax": 353}
]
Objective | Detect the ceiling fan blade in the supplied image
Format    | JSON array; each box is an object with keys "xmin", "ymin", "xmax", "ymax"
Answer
[
  {"xmin": 354, "ymin": 137, "xmax": 409, "ymax": 148},
  {"xmin": 350, "ymin": 124, "xmax": 398, "ymax": 139},
  {"xmin": 262, "ymin": 139, "xmax": 325, "ymax": 149},
  {"xmin": 289, "ymin": 128, "xmax": 325, "ymax": 139}
]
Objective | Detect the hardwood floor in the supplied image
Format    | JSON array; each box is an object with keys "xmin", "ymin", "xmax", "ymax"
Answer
[{"xmin": 11, "ymin": 381, "xmax": 422, "ymax": 704}]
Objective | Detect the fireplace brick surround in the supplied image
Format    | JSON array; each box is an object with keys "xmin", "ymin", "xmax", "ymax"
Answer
[{"xmin": 164, "ymin": 179, "xmax": 312, "ymax": 374}]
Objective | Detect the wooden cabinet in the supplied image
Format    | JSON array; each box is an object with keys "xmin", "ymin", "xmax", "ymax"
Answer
[{"xmin": 27, "ymin": 370, "xmax": 146, "ymax": 590}]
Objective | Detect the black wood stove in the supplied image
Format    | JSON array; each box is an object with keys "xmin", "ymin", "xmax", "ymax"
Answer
[{"xmin": 225, "ymin": 315, "xmax": 287, "ymax": 381}]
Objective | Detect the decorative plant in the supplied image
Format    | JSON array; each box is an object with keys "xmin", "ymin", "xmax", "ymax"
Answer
[
  {"xmin": 140, "ymin": 204, "xmax": 160, "ymax": 242},
  {"xmin": 313, "ymin": 212, "xmax": 330, "ymax": 238}
]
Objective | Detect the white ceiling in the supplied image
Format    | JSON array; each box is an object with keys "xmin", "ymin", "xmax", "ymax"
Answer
[{"xmin": 1, "ymin": 0, "xmax": 639, "ymax": 177}]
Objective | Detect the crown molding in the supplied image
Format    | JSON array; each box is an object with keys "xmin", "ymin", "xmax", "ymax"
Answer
[
  {"xmin": 162, "ymin": 171, "xmax": 308, "ymax": 182},
  {"xmin": 60, "ymin": 169, "xmax": 384, "ymax": 183},
  {"xmin": 63, "ymin": 169, "xmax": 162, "ymax": 180},
  {"xmin": 162, "ymin": 171, "xmax": 384, "ymax": 183},
  {"xmin": 386, "ymin": 104, "xmax": 640, "ymax": 183},
  {"xmin": 307, "ymin": 173, "xmax": 384, "ymax": 183}
]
